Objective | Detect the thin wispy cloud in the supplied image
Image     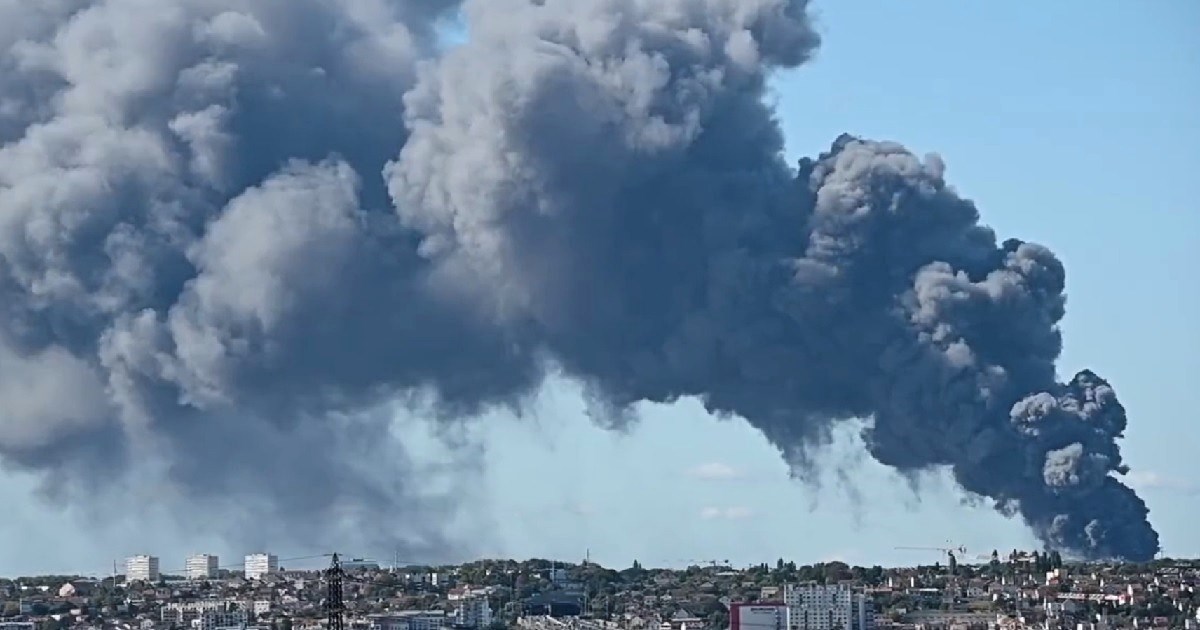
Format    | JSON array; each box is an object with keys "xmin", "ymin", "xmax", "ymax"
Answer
[
  {"xmin": 820, "ymin": 549, "xmax": 863, "ymax": 564},
  {"xmin": 686, "ymin": 462, "xmax": 742, "ymax": 480},
  {"xmin": 567, "ymin": 502, "xmax": 598, "ymax": 517},
  {"xmin": 1125, "ymin": 471, "xmax": 1199, "ymax": 495},
  {"xmin": 700, "ymin": 506, "xmax": 754, "ymax": 520}
]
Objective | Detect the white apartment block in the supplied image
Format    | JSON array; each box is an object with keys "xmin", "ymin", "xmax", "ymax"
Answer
[
  {"xmin": 126, "ymin": 555, "xmax": 160, "ymax": 583},
  {"xmin": 783, "ymin": 584, "xmax": 874, "ymax": 630},
  {"xmin": 402, "ymin": 571, "xmax": 440, "ymax": 587},
  {"xmin": 161, "ymin": 601, "xmax": 248, "ymax": 630},
  {"xmin": 187, "ymin": 554, "xmax": 220, "ymax": 580},
  {"xmin": 368, "ymin": 611, "xmax": 447, "ymax": 630},
  {"xmin": 453, "ymin": 597, "xmax": 493, "ymax": 629},
  {"xmin": 162, "ymin": 600, "xmax": 236, "ymax": 624},
  {"xmin": 244, "ymin": 553, "xmax": 278, "ymax": 580}
]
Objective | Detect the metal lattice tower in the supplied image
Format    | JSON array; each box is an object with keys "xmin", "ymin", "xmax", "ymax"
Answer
[{"xmin": 326, "ymin": 553, "xmax": 345, "ymax": 630}]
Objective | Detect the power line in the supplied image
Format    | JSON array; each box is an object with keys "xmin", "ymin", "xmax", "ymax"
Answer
[
  {"xmin": 143, "ymin": 553, "xmax": 337, "ymax": 578},
  {"xmin": 27, "ymin": 553, "xmax": 350, "ymax": 581},
  {"xmin": 11, "ymin": 554, "xmax": 344, "ymax": 581}
]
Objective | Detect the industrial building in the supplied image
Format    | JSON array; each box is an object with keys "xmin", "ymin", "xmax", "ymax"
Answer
[{"xmin": 730, "ymin": 602, "xmax": 787, "ymax": 630}]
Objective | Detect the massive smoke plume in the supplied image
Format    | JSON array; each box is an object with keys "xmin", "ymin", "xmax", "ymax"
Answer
[{"xmin": 0, "ymin": 0, "xmax": 1159, "ymax": 561}]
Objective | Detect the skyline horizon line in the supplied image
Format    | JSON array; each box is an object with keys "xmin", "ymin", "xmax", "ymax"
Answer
[{"xmin": 9, "ymin": 548, "xmax": 1197, "ymax": 581}]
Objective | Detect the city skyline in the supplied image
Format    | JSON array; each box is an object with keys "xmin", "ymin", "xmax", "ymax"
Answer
[
  {"xmin": 3, "ymin": 553, "xmax": 1199, "ymax": 628},
  {"xmin": 7, "ymin": 546, "xmax": 1198, "ymax": 582},
  {"xmin": 0, "ymin": 0, "xmax": 1196, "ymax": 576}
]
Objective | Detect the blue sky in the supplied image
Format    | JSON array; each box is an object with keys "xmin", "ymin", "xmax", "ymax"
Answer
[{"xmin": 1, "ymin": 0, "xmax": 1197, "ymax": 575}]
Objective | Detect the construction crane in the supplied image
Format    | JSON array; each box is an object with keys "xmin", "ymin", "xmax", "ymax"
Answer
[
  {"xmin": 680, "ymin": 559, "xmax": 732, "ymax": 568},
  {"xmin": 895, "ymin": 544, "xmax": 967, "ymax": 574},
  {"xmin": 896, "ymin": 544, "xmax": 968, "ymax": 611}
]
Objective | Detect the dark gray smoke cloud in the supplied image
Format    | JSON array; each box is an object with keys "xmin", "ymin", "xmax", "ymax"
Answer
[
  {"xmin": 388, "ymin": 0, "xmax": 1158, "ymax": 560},
  {"xmin": 0, "ymin": 0, "xmax": 1159, "ymax": 562},
  {"xmin": 0, "ymin": 0, "xmax": 514, "ymax": 555}
]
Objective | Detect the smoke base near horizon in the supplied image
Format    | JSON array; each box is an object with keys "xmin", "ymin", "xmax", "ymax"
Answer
[{"xmin": 0, "ymin": 0, "xmax": 1159, "ymax": 562}]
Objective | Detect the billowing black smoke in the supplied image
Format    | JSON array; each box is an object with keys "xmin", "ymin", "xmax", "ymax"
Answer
[
  {"xmin": 0, "ymin": 0, "xmax": 1159, "ymax": 561},
  {"xmin": 0, "ymin": 0, "xmax": 513, "ymax": 555}
]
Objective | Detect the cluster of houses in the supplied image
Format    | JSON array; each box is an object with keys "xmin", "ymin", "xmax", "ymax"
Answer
[{"xmin": 2, "ymin": 554, "xmax": 1198, "ymax": 630}]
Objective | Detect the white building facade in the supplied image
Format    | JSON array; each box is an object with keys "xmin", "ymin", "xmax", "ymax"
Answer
[
  {"xmin": 454, "ymin": 597, "xmax": 494, "ymax": 629},
  {"xmin": 126, "ymin": 555, "xmax": 160, "ymax": 583},
  {"xmin": 161, "ymin": 601, "xmax": 249, "ymax": 630},
  {"xmin": 368, "ymin": 611, "xmax": 446, "ymax": 630},
  {"xmin": 783, "ymin": 584, "xmax": 873, "ymax": 630},
  {"xmin": 186, "ymin": 554, "xmax": 219, "ymax": 580},
  {"xmin": 244, "ymin": 553, "xmax": 278, "ymax": 580},
  {"xmin": 162, "ymin": 600, "xmax": 235, "ymax": 625}
]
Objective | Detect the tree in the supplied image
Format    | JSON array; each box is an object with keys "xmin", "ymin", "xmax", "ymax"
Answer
[
  {"xmin": 374, "ymin": 572, "xmax": 397, "ymax": 587},
  {"xmin": 822, "ymin": 562, "xmax": 851, "ymax": 583},
  {"xmin": 865, "ymin": 566, "xmax": 885, "ymax": 586}
]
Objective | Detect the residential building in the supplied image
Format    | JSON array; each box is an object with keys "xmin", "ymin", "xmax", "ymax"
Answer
[
  {"xmin": 162, "ymin": 600, "xmax": 238, "ymax": 625},
  {"xmin": 449, "ymin": 586, "xmax": 493, "ymax": 602},
  {"xmin": 368, "ymin": 614, "xmax": 408, "ymax": 630},
  {"xmin": 244, "ymin": 553, "xmax": 278, "ymax": 580},
  {"xmin": 524, "ymin": 591, "xmax": 585, "ymax": 618},
  {"xmin": 162, "ymin": 601, "xmax": 248, "ymax": 630},
  {"xmin": 126, "ymin": 555, "xmax": 160, "ymax": 583},
  {"xmin": 783, "ymin": 584, "xmax": 873, "ymax": 630},
  {"xmin": 368, "ymin": 611, "xmax": 447, "ymax": 630},
  {"xmin": 900, "ymin": 611, "xmax": 999, "ymax": 627},
  {"xmin": 549, "ymin": 568, "xmax": 569, "ymax": 588},
  {"xmin": 454, "ymin": 596, "xmax": 494, "ymax": 629},
  {"xmin": 200, "ymin": 607, "xmax": 249, "ymax": 630},
  {"xmin": 668, "ymin": 610, "xmax": 704, "ymax": 630},
  {"xmin": 403, "ymin": 571, "xmax": 441, "ymax": 587},
  {"xmin": 187, "ymin": 554, "xmax": 220, "ymax": 580},
  {"xmin": 342, "ymin": 558, "xmax": 381, "ymax": 572}
]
